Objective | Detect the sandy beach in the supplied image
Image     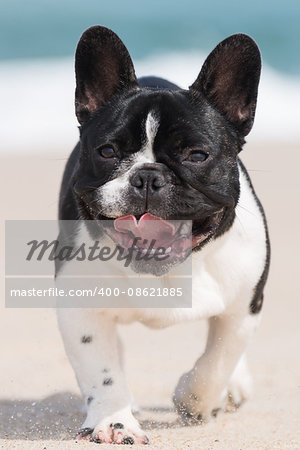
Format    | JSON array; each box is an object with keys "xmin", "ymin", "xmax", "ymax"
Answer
[{"xmin": 1, "ymin": 141, "xmax": 299, "ymax": 449}]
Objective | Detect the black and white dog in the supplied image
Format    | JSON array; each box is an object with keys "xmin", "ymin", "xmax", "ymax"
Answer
[{"xmin": 57, "ymin": 26, "xmax": 270, "ymax": 444}]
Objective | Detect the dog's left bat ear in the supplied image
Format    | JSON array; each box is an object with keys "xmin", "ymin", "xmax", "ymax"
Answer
[
  {"xmin": 75, "ymin": 26, "xmax": 138, "ymax": 124},
  {"xmin": 190, "ymin": 34, "xmax": 261, "ymax": 136}
]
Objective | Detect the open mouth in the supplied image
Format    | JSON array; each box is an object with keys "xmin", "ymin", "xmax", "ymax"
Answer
[
  {"xmin": 78, "ymin": 197, "xmax": 224, "ymax": 259},
  {"xmin": 99, "ymin": 210, "xmax": 224, "ymax": 260},
  {"xmin": 103, "ymin": 213, "xmax": 192, "ymax": 259}
]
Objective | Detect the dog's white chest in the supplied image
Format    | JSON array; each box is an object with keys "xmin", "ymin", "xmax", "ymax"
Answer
[{"xmin": 58, "ymin": 163, "xmax": 266, "ymax": 328}]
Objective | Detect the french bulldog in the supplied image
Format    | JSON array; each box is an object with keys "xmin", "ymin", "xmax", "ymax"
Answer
[{"xmin": 56, "ymin": 26, "xmax": 270, "ymax": 444}]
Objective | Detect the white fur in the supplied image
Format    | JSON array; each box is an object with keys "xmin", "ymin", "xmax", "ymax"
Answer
[
  {"xmin": 57, "ymin": 308, "xmax": 148, "ymax": 443},
  {"xmin": 142, "ymin": 111, "xmax": 159, "ymax": 163},
  {"xmin": 57, "ymin": 161, "xmax": 268, "ymax": 438}
]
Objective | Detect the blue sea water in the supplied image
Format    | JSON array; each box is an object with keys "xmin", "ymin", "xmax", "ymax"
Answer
[
  {"xmin": 0, "ymin": 0, "xmax": 300, "ymax": 152},
  {"xmin": 0, "ymin": 0, "xmax": 299, "ymax": 74}
]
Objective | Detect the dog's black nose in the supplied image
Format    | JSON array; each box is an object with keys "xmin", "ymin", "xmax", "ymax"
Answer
[
  {"xmin": 130, "ymin": 168, "xmax": 166, "ymax": 194},
  {"xmin": 130, "ymin": 169, "xmax": 166, "ymax": 194}
]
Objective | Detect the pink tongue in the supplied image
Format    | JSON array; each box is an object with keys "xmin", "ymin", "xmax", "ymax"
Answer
[{"xmin": 114, "ymin": 213, "xmax": 176, "ymax": 247}]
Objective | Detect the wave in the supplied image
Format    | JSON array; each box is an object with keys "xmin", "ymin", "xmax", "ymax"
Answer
[{"xmin": 0, "ymin": 53, "xmax": 299, "ymax": 154}]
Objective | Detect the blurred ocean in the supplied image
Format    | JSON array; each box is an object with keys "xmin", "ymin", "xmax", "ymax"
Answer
[{"xmin": 0, "ymin": 0, "xmax": 299, "ymax": 152}]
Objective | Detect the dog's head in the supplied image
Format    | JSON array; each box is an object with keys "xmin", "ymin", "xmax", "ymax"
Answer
[{"xmin": 72, "ymin": 26, "xmax": 261, "ymax": 265}]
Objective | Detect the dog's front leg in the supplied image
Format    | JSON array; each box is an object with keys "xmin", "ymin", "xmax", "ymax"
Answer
[
  {"xmin": 57, "ymin": 309, "xmax": 149, "ymax": 444},
  {"xmin": 174, "ymin": 312, "xmax": 259, "ymax": 422}
]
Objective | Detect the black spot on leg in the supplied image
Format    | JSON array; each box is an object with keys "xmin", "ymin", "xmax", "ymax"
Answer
[
  {"xmin": 81, "ymin": 335, "xmax": 92, "ymax": 343},
  {"xmin": 122, "ymin": 436, "xmax": 135, "ymax": 445},
  {"xmin": 113, "ymin": 423, "xmax": 124, "ymax": 429},
  {"xmin": 90, "ymin": 436, "xmax": 102, "ymax": 443},
  {"xmin": 87, "ymin": 396, "xmax": 94, "ymax": 405},
  {"xmin": 103, "ymin": 377, "xmax": 113, "ymax": 386},
  {"xmin": 102, "ymin": 368, "xmax": 110, "ymax": 373}
]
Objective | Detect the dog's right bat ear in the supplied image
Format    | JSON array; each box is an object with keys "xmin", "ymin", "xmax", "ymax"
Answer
[
  {"xmin": 75, "ymin": 26, "xmax": 138, "ymax": 124},
  {"xmin": 190, "ymin": 34, "xmax": 261, "ymax": 136}
]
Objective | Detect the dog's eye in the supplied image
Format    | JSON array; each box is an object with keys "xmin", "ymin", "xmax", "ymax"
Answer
[
  {"xmin": 187, "ymin": 151, "xmax": 208, "ymax": 163},
  {"xmin": 99, "ymin": 147, "xmax": 116, "ymax": 158}
]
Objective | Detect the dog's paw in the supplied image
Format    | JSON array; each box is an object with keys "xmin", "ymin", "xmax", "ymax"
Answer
[
  {"xmin": 173, "ymin": 371, "xmax": 219, "ymax": 424},
  {"xmin": 92, "ymin": 421, "xmax": 149, "ymax": 445},
  {"xmin": 77, "ymin": 409, "xmax": 149, "ymax": 445},
  {"xmin": 173, "ymin": 357, "xmax": 253, "ymax": 423}
]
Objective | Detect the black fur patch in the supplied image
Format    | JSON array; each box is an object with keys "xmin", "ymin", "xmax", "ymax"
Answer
[
  {"xmin": 239, "ymin": 161, "xmax": 271, "ymax": 314},
  {"xmin": 122, "ymin": 437, "xmax": 135, "ymax": 445},
  {"xmin": 250, "ymin": 222, "xmax": 270, "ymax": 314},
  {"xmin": 103, "ymin": 377, "xmax": 113, "ymax": 386},
  {"xmin": 113, "ymin": 423, "xmax": 124, "ymax": 429},
  {"xmin": 139, "ymin": 76, "xmax": 180, "ymax": 91},
  {"xmin": 250, "ymin": 291, "xmax": 264, "ymax": 314},
  {"xmin": 81, "ymin": 335, "xmax": 92, "ymax": 343}
]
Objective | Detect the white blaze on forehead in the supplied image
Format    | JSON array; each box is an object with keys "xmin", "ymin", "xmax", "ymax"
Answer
[
  {"xmin": 137, "ymin": 111, "xmax": 160, "ymax": 163},
  {"xmin": 145, "ymin": 111, "xmax": 159, "ymax": 148}
]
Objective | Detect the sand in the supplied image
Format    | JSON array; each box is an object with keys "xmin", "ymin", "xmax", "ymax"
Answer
[{"xmin": 0, "ymin": 141, "xmax": 299, "ymax": 449}]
